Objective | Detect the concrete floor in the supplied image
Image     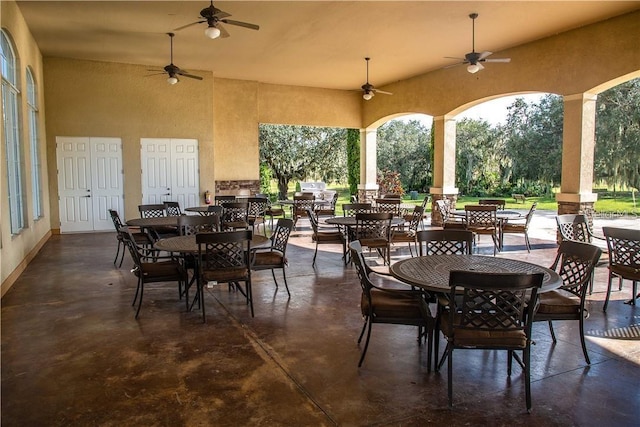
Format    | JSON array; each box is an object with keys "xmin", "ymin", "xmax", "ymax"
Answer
[{"xmin": 2, "ymin": 213, "xmax": 639, "ymax": 426}]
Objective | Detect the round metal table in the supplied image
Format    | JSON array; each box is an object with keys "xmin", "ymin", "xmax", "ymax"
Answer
[
  {"xmin": 154, "ymin": 234, "xmax": 269, "ymax": 253},
  {"xmin": 126, "ymin": 216, "xmax": 179, "ymax": 227},
  {"xmin": 390, "ymin": 254, "xmax": 561, "ymax": 294},
  {"xmin": 184, "ymin": 206, "xmax": 220, "ymax": 216},
  {"xmin": 324, "ymin": 216, "xmax": 405, "ymax": 227}
]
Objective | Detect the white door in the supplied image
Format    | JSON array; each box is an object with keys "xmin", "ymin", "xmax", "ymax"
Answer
[
  {"xmin": 141, "ymin": 138, "xmax": 199, "ymax": 209},
  {"xmin": 91, "ymin": 138, "xmax": 124, "ymax": 230},
  {"xmin": 56, "ymin": 137, "xmax": 124, "ymax": 233}
]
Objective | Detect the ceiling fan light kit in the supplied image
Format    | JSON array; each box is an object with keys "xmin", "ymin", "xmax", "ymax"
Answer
[
  {"xmin": 445, "ymin": 13, "xmax": 511, "ymax": 74},
  {"xmin": 204, "ymin": 25, "xmax": 221, "ymax": 39},
  {"xmin": 167, "ymin": 76, "xmax": 179, "ymax": 85}
]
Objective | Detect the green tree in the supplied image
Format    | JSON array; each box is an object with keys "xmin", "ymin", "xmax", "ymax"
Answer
[
  {"xmin": 595, "ymin": 78, "xmax": 640, "ymax": 191},
  {"xmin": 259, "ymin": 124, "xmax": 347, "ymax": 199},
  {"xmin": 346, "ymin": 128, "xmax": 360, "ymax": 196},
  {"xmin": 503, "ymin": 94, "xmax": 563, "ymax": 191},
  {"xmin": 376, "ymin": 119, "xmax": 431, "ymax": 191},
  {"xmin": 455, "ymin": 118, "xmax": 507, "ymax": 195}
]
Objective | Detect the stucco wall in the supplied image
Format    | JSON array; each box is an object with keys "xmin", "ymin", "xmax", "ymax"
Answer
[
  {"xmin": 1, "ymin": 0, "xmax": 51, "ymax": 293},
  {"xmin": 42, "ymin": 58, "xmax": 215, "ymax": 222}
]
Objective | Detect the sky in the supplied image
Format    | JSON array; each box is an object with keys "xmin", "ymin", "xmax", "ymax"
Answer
[{"xmin": 399, "ymin": 93, "xmax": 545, "ymax": 127}]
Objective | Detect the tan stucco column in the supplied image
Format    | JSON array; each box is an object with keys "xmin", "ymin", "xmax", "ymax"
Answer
[
  {"xmin": 358, "ymin": 128, "xmax": 379, "ymax": 202},
  {"xmin": 430, "ymin": 115, "xmax": 459, "ymax": 225},
  {"xmin": 556, "ymin": 93, "xmax": 598, "ymax": 218}
]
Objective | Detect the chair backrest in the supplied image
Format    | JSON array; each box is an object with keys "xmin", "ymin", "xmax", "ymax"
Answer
[
  {"xmin": 406, "ymin": 206, "xmax": 425, "ymax": 233},
  {"xmin": 222, "ymin": 201, "xmax": 249, "ymax": 224},
  {"xmin": 293, "ymin": 194, "xmax": 315, "ymax": 212},
  {"xmin": 375, "ymin": 198, "xmax": 401, "ymax": 216},
  {"xmin": 420, "ymin": 196, "xmax": 431, "ymax": 210},
  {"xmin": 247, "ymin": 197, "xmax": 268, "ymax": 217},
  {"xmin": 447, "ymin": 270, "xmax": 543, "ymax": 338},
  {"xmin": 343, "ymin": 203, "xmax": 372, "ymax": 217},
  {"xmin": 551, "ymin": 240, "xmax": 602, "ymax": 299},
  {"xmin": 478, "ymin": 199, "xmax": 506, "ymax": 210},
  {"xmin": 108, "ymin": 209, "xmax": 124, "ymax": 231},
  {"xmin": 306, "ymin": 208, "xmax": 319, "ymax": 234},
  {"xmin": 177, "ymin": 215, "xmax": 219, "ymax": 235},
  {"xmin": 435, "ymin": 199, "xmax": 451, "ymax": 222},
  {"xmin": 197, "ymin": 230, "xmax": 252, "ymax": 276},
  {"xmin": 207, "ymin": 205, "xmax": 224, "ymax": 215},
  {"xmin": 163, "ymin": 201, "xmax": 182, "ymax": 216},
  {"xmin": 349, "ymin": 241, "xmax": 375, "ymax": 298},
  {"xmin": 355, "ymin": 212, "xmax": 393, "ymax": 240},
  {"xmin": 602, "ymin": 227, "xmax": 640, "ymax": 269},
  {"xmin": 465, "ymin": 204, "xmax": 498, "ymax": 228},
  {"xmin": 269, "ymin": 218, "xmax": 294, "ymax": 255},
  {"xmin": 416, "ymin": 229, "xmax": 473, "ymax": 255},
  {"xmin": 523, "ymin": 202, "xmax": 538, "ymax": 229},
  {"xmin": 215, "ymin": 195, "xmax": 236, "ymax": 206},
  {"xmin": 556, "ymin": 214, "xmax": 594, "ymax": 243},
  {"xmin": 138, "ymin": 204, "xmax": 166, "ymax": 218}
]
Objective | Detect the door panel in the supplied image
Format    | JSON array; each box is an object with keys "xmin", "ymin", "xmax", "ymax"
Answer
[
  {"xmin": 57, "ymin": 137, "xmax": 93, "ymax": 232},
  {"xmin": 141, "ymin": 138, "xmax": 173, "ymax": 204},
  {"xmin": 91, "ymin": 138, "xmax": 124, "ymax": 230}
]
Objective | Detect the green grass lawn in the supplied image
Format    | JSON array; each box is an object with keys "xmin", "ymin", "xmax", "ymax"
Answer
[{"xmin": 272, "ymin": 183, "xmax": 638, "ymax": 216}]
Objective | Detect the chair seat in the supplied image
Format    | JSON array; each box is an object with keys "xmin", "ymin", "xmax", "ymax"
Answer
[
  {"xmin": 313, "ymin": 231, "xmax": 344, "ymax": 242},
  {"xmin": 202, "ymin": 267, "xmax": 250, "ymax": 282},
  {"xmin": 360, "ymin": 238, "xmax": 389, "ymax": 248},
  {"xmin": 362, "ymin": 289, "xmax": 427, "ymax": 319},
  {"xmin": 391, "ymin": 231, "xmax": 415, "ymax": 243},
  {"xmin": 440, "ymin": 314, "xmax": 527, "ymax": 348},
  {"xmin": 536, "ymin": 290, "xmax": 580, "ymax": 315},
  {"xmin": 139, "ymin": 261, "xmax": 183, "ymax": 281},
  {"xmin": 502, "ymin": 223, "xmax": 526, "ymax": 232},
  {"xmin": 609, "ymin": 264, "xmax": 640, "ymax": 280},
  {"xmin": 252, "ymin": 251, "xmax": 285, "ymax": 267}
]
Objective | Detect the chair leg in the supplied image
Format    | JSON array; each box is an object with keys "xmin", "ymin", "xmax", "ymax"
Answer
[
  {"xmin": 113, "ymin": 240, "xmax": 122, "ymax": 266},
  {"xmin": 281, "ymin": 268, "xmax": 291, "ymax": 297},
  {"xmin": 358, "ymin": 318, "xmax": 373, "ymax": 367},
  {"xmin": 357, "ymin": 318, "xmax": 368, "ymax": 344},
  {"xmin": 270, "ymin": 269, "xmax": 280, "ymax": 289},
  {"xmin": 132, "ymin": 277, "xmax": 141, "ymax": 307},
  {"xmin": 507, "ymin": 349, "xmax": 513, "ymax": 375},
  {"xmin": 548, "ymin": 320, "xmax": 557, "ymax": 343},
  {"xmin": 447, "ymin": 346, "xmax": 454, "ymax": 408},
  {"xmin": 603, "ymin": 272, "xmax": 614, "ymax": 312},
  {"xmin": 312, "ymin": 242, "xmax": 318, "ymax": 266},
  {"xmin": 525, "ymin": 346, "xmax": 532, "ymax": 413},
  {"xmin": 524, "ymin": 233, "xmax": 531, "ymax": 253},
  {"xmin": 117, "ymin": 244, "xmax": 126, "ymax": 268},
  {"xmin": 134, "ymin": 282, "xmax": 144, "ymax": 319},
  {"xmin": 579, "ymin": 312, "xmax": 590, "ymax": 364}
]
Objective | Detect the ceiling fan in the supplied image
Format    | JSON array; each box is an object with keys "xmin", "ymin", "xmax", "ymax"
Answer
[
  {"xmin": 446, "ymin": 13, "xmax": 511, "ymax": 74},
  {"xmin": 148, "ymin": 33, "xmax": 202, "ymax": 85},
  {"xmin": 174, "ymin": 0, "xmax": 260, "ymax": 39},
  {"xmin": 361, "ymin": 57, "xmax": 392, "ymax": 100}
]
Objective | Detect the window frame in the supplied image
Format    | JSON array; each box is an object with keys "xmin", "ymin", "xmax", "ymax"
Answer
[
  {"xmin": 26, "ymin": 67, "xmax": 43, "ymax": 220},
  {"xmin": 1, "ymin": 29, "xmax": 26, "ymax": 234}
]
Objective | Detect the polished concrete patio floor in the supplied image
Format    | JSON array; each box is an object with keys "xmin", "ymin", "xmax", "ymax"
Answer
[{"xmin": 2, "ymin": 213, "xmax": 639, "ymax": 426}]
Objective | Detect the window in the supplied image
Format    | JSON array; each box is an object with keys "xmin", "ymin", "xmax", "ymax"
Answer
[
  {"xmin": 1, "ymin": 30, "xmax": 25, "ymax": 234},
  {"xmin": 26, "ymin": 67, "xmax": 43, "ymax": 219}
]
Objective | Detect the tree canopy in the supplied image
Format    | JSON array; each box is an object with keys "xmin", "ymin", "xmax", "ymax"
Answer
[{"xmin": 259, "ymin": 124, "xmax": 347, "ymax": 199}]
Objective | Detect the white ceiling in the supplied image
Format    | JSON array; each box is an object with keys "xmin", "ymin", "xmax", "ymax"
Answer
[{"xmin": 14, "ymin": 1, "xmax": 640, "ymax": 90}]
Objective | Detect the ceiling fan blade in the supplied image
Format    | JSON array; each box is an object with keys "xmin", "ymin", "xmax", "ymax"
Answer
[
  {"xmin": 180, "ymin": 73, "xmax": 203, "ymax": 81},
  {"xmin": 220, "ymin": 19, "xmax": 260, "ymax": 31},
  {"xmin": 484, "ymin": 58, "xmax": 511, "ymax": 63},
  {"xmin": 478, "ymin": 51, "xmax": 493, "ymax": 60},
  {"xmin": 217, "ymin": 23, "xmax": 231, "ymax": 38},
  {"xmin": 476, "ymin": 62, "xmax": 485, "ymax": 71},
  {"xmin": 173, "ymin": 20, "xmax": 205, "ymax": 31},
  {"xmin": 373, "ymin": 89, "xmax": 393, "ymax": 95},
  {"xmin": 443, "ymin": 61, "xmax": 465, "ymax": 69},
  {"xmin": 146, "ymin": 72, "xmax": 166, "ymax": 77},
  {"xmin": 444, "ymin": 56, "xmax": 465, "ymax": 61}
]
